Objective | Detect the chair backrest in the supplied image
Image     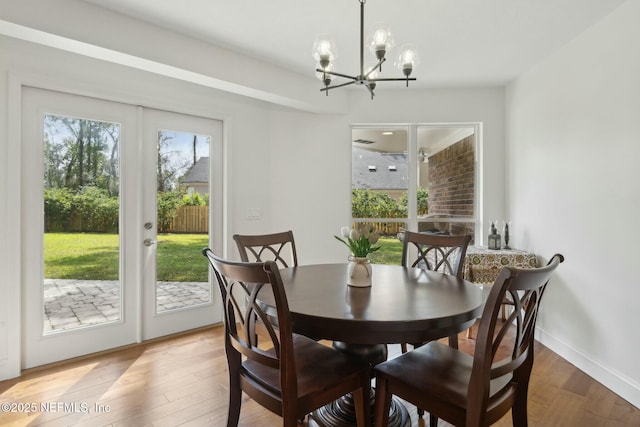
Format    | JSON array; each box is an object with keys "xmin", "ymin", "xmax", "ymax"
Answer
[
  {"xmin": 467, "ymin": 254, "xmax": 564, "ymax": 424},
  {"xmin": 233, "ymin": 230, "xmax": 298, "ymax": 268},
  {"xmin": 401, "ymin": 231, "xmax": 472, "ymax": 279},
  {"xmin": 202, "ymin": 248, "xmax": 297, "ymax": 397}
]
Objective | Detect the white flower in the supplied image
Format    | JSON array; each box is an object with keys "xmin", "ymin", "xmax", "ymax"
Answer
[{"xmin": 335, "ymin": 225, "xmax": 381, "ymax": 257}]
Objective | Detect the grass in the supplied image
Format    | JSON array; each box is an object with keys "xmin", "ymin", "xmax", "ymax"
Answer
[
  {"xmin": 369, "ymin": 237, "xmax": 403, "ymax": 265},
  {"xmin": 44, "ymin": 233, "xmax": 403, "ymax": 282},
  {"xmin": 44, "ymin": 232, "xmax": 209, "ymax": 282}
]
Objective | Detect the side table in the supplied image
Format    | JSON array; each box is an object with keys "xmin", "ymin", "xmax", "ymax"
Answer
[
  {"xmin": 465, "ymin": 246, "xmax": 538, "ymax": 284},
  {"xmin": 463, "ymin": 246, "xmax": 538, "ymax": 337}
]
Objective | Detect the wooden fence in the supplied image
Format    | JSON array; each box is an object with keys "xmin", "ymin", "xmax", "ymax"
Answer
[
  {"xmin": 47, "ymin": 205, "xmax": 209, "ymax": 234},
  {"xmin": 166, "ymin": 205, "xmax": 208, "ymax": 233},
  {"xmin": 354, "ymin": 221, "xmax": 404, "ymax": 237}
]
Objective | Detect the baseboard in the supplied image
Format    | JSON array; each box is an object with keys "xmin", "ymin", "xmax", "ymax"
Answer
[{"xmin": 536, "ymin": 326, "xmax": 640, "ymax": 409}]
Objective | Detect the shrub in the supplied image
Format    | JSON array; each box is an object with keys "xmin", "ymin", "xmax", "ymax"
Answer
[
  {"xmin": 44, "ymin": 188, "xmax": 74, "ymax": 231},
  {"xmin": 157, "ymin": 191, "xmax": 182, "ymax": 233},
  {"xmin": 73, "ymin": 186, "xmax": 119, "ymax": 232},
  {"xmin": 352, "ymin": 188, "xmax": 411, "ymax": 219},
  {"xmin": 181, "ymin": 192, "xmax": 207, "ymax": 206}
]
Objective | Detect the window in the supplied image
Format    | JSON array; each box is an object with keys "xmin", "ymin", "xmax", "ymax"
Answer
[{"xmin": 351, "ymin": 124, "xmax": 479, "ymax": 265}]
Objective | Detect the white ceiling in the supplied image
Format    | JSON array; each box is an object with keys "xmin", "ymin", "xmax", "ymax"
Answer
[
  {"xmin": 353, "ymin": 126, "xmax": 475, "ymax": 154},
  {"xmin": 80, "ymin": 0, "xmax": 626, "ymax": 89}
]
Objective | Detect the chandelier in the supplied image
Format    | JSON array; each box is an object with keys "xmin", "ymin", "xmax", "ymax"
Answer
[{"xmin": 313, "ymin": 0, "xmax": 419, "ymax": 99}]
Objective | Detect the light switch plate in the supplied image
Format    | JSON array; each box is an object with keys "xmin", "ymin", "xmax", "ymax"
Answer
[{"xmin": 246, "ymin": 208, "xmax": 261, "ymax": 220}]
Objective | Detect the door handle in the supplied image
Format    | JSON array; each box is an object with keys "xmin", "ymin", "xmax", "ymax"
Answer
[{"xmin": 144, "ymin": 238, "xmax": 164, "ymax": 247}]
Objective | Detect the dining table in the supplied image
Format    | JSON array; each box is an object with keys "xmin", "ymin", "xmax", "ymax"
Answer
[
  {"xmin": 258, "ymin": 262, "xmax": 485, "ymax": 427},
  {"xmin": 259, "ymin": 263, "xmax": 484, "ymax": 427}
]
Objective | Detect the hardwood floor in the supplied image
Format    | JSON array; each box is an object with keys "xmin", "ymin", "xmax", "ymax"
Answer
[{"xmin": 1, "ymin": 324, "xmax": 639, "ymax": 426}]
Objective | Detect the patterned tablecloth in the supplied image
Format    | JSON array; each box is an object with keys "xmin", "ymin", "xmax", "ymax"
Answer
[{"xmin": 464, "ymin": 246, "xmax": 538, "ymax": 284}]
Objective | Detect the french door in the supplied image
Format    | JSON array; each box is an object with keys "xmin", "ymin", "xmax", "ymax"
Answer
[
  {"xmin": 21, "ymin": 88, "xmax": 223, "ymax": 368},
  {"xmin": 141, "ymin": 108, "xmax": 223, "ymax": 339}
]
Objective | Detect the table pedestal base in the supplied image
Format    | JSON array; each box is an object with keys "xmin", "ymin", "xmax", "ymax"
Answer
[
  {"xmin": 307, "ymin": 341, "xmax": 410, "ymax": 427},
  {"xmin": 309, "ymin": 394, "xmax": 410, "ymax": 427}
]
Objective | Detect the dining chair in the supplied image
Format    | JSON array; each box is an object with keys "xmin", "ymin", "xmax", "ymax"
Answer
[
  {"xmin": 233, "ymin": 230, "xmax": 298, "ymax": 268},
  {"xmin": 400, "ymin": 231, "xmax": 473, "ymax": 350},
  {"xmin": 202, "ymin": 248, "xmax": 370, "ymax": 427},
  {"xmin": 373, "ymin": 253, "xmax": 564, "ymax": 427}
]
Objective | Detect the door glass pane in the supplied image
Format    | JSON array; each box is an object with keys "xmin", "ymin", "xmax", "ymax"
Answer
[
  {"xmin": 43, "ymin": 114, "xmax": 121, "ymax": 333},
  {"xmin": 155, "ymin": 130, "xmax": 211, "ymax": 313}
]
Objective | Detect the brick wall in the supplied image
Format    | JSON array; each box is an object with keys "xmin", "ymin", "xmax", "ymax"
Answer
[{"xmin": 427, "ymin": 135, "xmax": 475, "ymax": 235}]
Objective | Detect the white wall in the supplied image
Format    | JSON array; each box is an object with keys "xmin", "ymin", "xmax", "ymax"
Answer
[{"xmin": 506, "ymin": 0, "xmax": 640, "ymax": 407}]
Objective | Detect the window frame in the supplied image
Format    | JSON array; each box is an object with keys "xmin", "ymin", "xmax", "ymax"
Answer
[{"xmin": 350, "ymin": 122, "xmax": 482, "ymax": 244}]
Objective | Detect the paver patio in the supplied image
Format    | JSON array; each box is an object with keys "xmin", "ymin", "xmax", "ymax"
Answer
[{"xmin": 43, "ymin": 279, "xmax": 211, "ymax": 332}]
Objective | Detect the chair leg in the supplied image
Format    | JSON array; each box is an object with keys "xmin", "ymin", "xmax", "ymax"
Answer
[
  {"xmin": 448, "ymin": 333, "xmax": 459, "ymax": 349},
  {"xmin": 400, "ymin": 342, "xmax": 408, "ymax": 353},
  {"xmin": 353, "ymin": 380, "xmax": 370, "ymax": 427},
  {"xmin": 373, "ymin": 377, "xmax": 392, "ymax": 427},
  {"xmin": 429, "ymin": 413, "xmax": 438, "ymax": 427},
  {"xmin": 227, "ymin": 376, "xmax": 241, "ymax": 427},
  {"xmin": 226, "ymin": 350, "xmax": 243, "ymax": 427},
  {"xmin": 512, "ymin": 379, "xmax": 530, "ymax": 427},
  {"xmin": 283, "ymin": 414, "xmax": 298, "ymax": 427}
]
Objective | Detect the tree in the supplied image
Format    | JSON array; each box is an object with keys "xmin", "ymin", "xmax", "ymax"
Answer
[
  {"xmin": 157, "ymin": 130, "xmax": 193, "ymax": 192},
  {"xmin": 399, "ymin": 188, "xmax": 429, "ymax": 216},
  {"xmin": 43, "ymin": 114, "xmax": 119, "ymax": 194}
]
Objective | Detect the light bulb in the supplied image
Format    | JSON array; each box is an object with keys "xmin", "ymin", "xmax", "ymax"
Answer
[
  {"xmin": 312, "ymin": 35, "xmax": 337, "ymax": 69},
  {"xmin": 396, "ymin": 44, "xmax": 420, "ymax": 77},
  {"xmin": 369, "ymin": 24, "xmax": 394, "ymax": 61}
]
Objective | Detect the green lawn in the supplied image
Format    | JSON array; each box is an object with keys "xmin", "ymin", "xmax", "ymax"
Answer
[
  {"xmin": 44, "ymin": 233, "xmax": 402, "ymax": 282},
  {"xmin": 44, "ymin": 232, "xmax": 209, "ymax": 282},
  {"xmin": 369, "ymin": 237, "xmax": 402, "ymax": 265}
]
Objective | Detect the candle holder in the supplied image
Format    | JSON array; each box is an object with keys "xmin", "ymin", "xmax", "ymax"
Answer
[{"xmin": 502, "ymin": 220, "xmax": 512, "ymax": 249}]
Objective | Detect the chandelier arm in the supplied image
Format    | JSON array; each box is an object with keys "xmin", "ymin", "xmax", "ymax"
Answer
[
  {"xmin": 320, "ymin": 80, "xmax": 357, "ymax": 92},
  {"xmin": 368, "ymin": 77, "xmax": 417, "ymax": 82},
  {"xmin": 315, "ymin": 69, "xmax": 358, "ymax": 80},
  {"xmin": 364, "ymin": 58, "xmax": 386, "ymax": 79}
]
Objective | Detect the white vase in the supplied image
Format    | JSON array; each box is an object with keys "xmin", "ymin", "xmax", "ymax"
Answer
[{"xmin": 347, "ymin": 255, "xmax": 372, "ymax": 287}]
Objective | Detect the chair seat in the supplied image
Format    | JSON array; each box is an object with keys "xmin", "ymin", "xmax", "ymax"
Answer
[
  {"xmin": 375, "ymin": 341, "xmax": 514, "ymax": 419},
  {"xmin": 244, "ymin": 334, "xmax": 370, "ymax": 409}
]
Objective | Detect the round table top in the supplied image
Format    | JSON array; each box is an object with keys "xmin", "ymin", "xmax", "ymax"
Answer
[{"xmin": 261, "ymin": 263, "xmax": 485, "ymax": 345}]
